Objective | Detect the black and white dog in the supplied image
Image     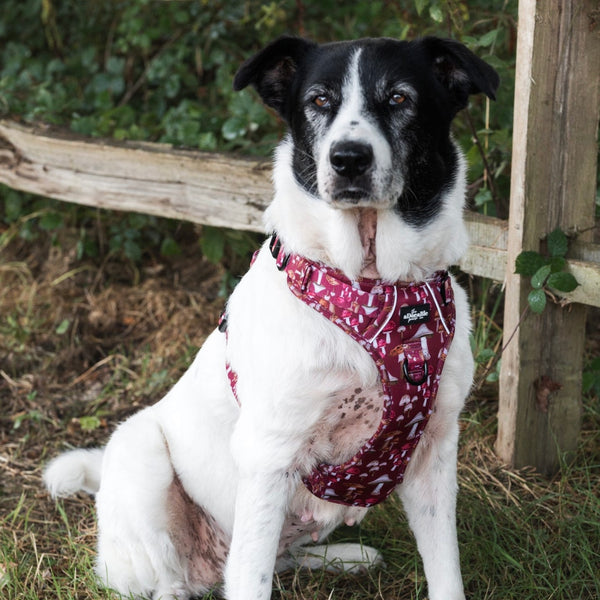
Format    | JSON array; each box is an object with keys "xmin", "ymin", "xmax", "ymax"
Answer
[{"xmin": 45, "ymin": 36, "xmax": 498, "ymax": 600}]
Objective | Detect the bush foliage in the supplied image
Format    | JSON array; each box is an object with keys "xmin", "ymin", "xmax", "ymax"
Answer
[{"xmin": 0, "ymin": 0, "xmax": 517, "ymax": 262}]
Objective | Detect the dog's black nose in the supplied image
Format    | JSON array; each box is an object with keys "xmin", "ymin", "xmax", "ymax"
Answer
[{"xmin": 330, "ymin": 141, "xmax": 373, "ymax": 179}]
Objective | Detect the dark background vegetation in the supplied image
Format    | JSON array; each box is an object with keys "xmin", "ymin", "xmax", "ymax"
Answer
[
  {"xmin": 1, "ymin": 2, "xmax": 599, "ymax": 600},
  {"xmin": 1, "ymin": 0, "xmax": 517, "ymax": 264}
]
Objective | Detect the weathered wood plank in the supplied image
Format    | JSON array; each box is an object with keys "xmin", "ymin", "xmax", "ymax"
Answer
[
  {"xmin": 1, "ymin": 119, "xmax": 599, "ymax": 310},
  {"xmin": 497, "ymin": 0, "xmax": 600, "ymax": 475},
  {"xmin": 0, "ymin": 121, "xmax": 272, "ymax": 232},
  {"xmin": 459, "ymin": 213, "xmax": 508, "ymax": 282}
]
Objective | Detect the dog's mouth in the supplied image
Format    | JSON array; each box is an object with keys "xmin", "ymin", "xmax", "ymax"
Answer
[
  {"xmin": 323, "ymin": 170, "xmax": 399, "ymax": 210},
  {"xmin": 331, "ymin": 187, "xmax": 371, "ymax": 204}
]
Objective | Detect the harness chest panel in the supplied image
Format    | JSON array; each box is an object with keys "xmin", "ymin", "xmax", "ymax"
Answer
[{"xmin": 225, "ymin": 239, "xmax": 456, "ymax": 508}]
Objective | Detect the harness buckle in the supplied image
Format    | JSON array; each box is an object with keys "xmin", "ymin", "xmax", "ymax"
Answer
[
  {"xmin": 277, "ymin": 254, "xmax": 290, "ymax": 270},
  {"xmin": 403, "ymin": 359, "xmax": 428, "ymax": 386},
  {"xmin": 269, "ymin": 235, "xmax": 290, "ymax": 270},
  {"xmin": 268, "ymin": 234, "xmax": 280, "ymax": 257}
]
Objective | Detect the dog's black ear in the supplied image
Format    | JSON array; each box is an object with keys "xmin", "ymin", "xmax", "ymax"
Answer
[
  {"xmin": 421, "ymin": 37, "xmax": 499, "ymax": 113},
  {"xmin": 233, "ymin": 36, "xmax": 316, "ymax": 119}
]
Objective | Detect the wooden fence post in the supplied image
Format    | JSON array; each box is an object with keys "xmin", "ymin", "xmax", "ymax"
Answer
[{"xmin": 497, "ymin": 0, "xmax": 600, "ymax": 474}]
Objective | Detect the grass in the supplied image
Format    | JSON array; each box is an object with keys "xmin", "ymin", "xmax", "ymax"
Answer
[{"xmin": 1, "ymin": 229, "xmax": 599, "ymax": 600}]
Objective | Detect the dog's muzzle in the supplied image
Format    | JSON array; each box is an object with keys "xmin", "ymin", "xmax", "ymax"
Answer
[{"xmin": 328, "ymin": 140, "xmax": 374, "ymax": 202}]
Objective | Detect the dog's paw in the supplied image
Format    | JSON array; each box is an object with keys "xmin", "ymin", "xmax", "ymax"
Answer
[{"xmin": 291, "ymin": 542, "xmax": 385, "ymax": 574}]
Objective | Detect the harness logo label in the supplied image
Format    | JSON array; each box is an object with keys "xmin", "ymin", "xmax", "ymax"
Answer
[{"xmin": 400, "ymin": 303, "xmax": 431, "ymax": 326}]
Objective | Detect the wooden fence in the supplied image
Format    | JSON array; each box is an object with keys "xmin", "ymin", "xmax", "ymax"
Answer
[
  {"xmin": 1, "ymin": 0, "xmax": 599, "ymax": 475},
  {"xmin": 497, "ymin": 0, "xmax": 600, "ymax": 475}
]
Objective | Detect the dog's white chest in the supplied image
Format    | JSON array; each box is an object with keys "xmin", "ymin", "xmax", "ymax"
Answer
[
  {"xmin": 276, "ymin": 383, "xmax": 384, "ymax": 551},
  {"xmin": 308, "ymin": 384, "xmax": 385, "ymax": 466}
]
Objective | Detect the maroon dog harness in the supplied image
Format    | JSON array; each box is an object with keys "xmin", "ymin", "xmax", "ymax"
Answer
[{"xmin": 223, "ymin": 236, "xmax": 456, "ymax": 508}]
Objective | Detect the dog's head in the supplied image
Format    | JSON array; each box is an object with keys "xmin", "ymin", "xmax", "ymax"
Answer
[{"xmin": 234, "ymin": 36, "xmax": 498, "ymax": 227}]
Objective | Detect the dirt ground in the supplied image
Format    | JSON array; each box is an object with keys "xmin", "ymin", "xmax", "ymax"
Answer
[{"xmin": 0, "ymin": 224, "xmax": 226, "ymax": 533}]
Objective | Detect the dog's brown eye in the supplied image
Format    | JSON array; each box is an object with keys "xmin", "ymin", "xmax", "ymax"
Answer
[
  {"xmin": 314, "ymin": 95, "xmax": 330, "ymax": 108},
  {"xmin": 390, "ymin": 93, "xmax": 406, "ymax": 105}
]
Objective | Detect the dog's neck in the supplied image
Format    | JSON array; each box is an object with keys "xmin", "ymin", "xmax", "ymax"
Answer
[
  {"xmin": 264, "ymin": 139, "xmax": 469, "ymax": 283},
  {"xmin": 356, "ymin": 208, "xmax": 379, "ymax": 279}
]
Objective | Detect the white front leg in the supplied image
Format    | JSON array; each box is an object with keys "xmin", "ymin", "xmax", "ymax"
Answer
[
  {"xmin": 224, "ymin": 470, "xmax": 289, "ymax": 600},
  {"xmin": 397, "ymin": 427, "xmax": 465, "ymax": 600}
]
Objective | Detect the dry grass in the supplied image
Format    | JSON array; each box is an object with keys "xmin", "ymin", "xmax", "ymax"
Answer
[{"xmin": 1, "ymin": 227, "xmax": 599, "ymax": 600}]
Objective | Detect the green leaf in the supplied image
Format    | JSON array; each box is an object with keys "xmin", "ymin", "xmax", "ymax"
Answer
[
  {"xmin": 79, "ymin": 416, "xmax": 102, "ymax": 431},
  {"xmin": 547, "ymin": 228, "xmax": 568, "ymax": 257},
  {"xmin": 476, "ymin": 348, "xmax": 495, "ymax": 364},
  {"xmin": 198, "ymin": 132, "xmax": 217, "ymax": 151},
  {"xmin": 55, "ymin": 318, "xmax": 70, "ymax": 335},
  {"xmin": 123, "ymin": 238, "xmax": 142, "ymax": 262},
  {"xmin": 582, "ymin": 372, "xmax": 595, "ymax": 395},
  {"xmin": 481, "ymin": 54, "xmax": 508, "ymax": 69},
  {"xmin": 486, "ymin": 370, "xmax": 500, "ymax": 383},
  {"xmin": 515, "ymin": 251, "xmax": 546, "ymax": 277},
  {"xmin": 224, "ymin": 229, "xmax": 258, "ymax": 259},
  {"xmin": 200, "ymin": 227, "xmax": 225, "ymax": 263},
  {"xmin": 478, "ymin": 29, "xmax": 499, "ymax": 48},
  {"xmin": 128, "ymin": 213, "xmax": 150, "ymax": 229},
  {"xmin": 106, "ymin": 56, "xmax": 125, "ymax": 76},
  {"xmin": 19, "ymin": 220, "xmax": 38, "ymax": 241},
  {"xmin": 474, "ymin": 188, "xmax": 492, "ymax": 207},
  {"xmin": 547, "ymin": 271, "xmax": 579, "ymax": 293},
  {"xmin": 528, "ymin": 289, "xmax": 547, "ymax": 314},
  {"xmin": 583, "ymin": 357, "xmax": 600, "ymax": 395},
  {"xmin": 586, "ymin": 357, "xmax": 600, "ymax": 371},
  {"xmin": 414, "ymin": 0, "xmax": 429, "ymax": 16},
  {"xmin": 548, "ymin": 256, "xmax": 566, "ymax": 273},
  {"xmin": 531, "ymin": 265, "xmax": 551, "ymax": 289},
  {"xmin": 429, "ymin": 4, "xmax": 444, "ymax": 22},
  {"xmin": 160, "ymin": 236, "xmax": 181, "ymax": 257},
  {"xmin": 4, "ymin": 192, "xmax": 23, "ymax": 222},
  {"xmin": 221, "ymin": 116, "xmax": 247, "ymax": 141},
  {"xmin": 39, "ymin": 212, "xmax": 63, "ymax": 231}
]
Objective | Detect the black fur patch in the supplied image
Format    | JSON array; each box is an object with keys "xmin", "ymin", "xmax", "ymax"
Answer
[{"xmin": 234, "ymin": 36, "xmax": 499, "ymax": 228}]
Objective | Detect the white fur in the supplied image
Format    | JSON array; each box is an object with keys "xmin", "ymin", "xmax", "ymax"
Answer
[
  {"xmin": 44, "ymin": 52, "xmax": 474, "ymax": 600},
  {"xmin": 43, "ymin": 448, "xmax": 104, "ymax": 497}
]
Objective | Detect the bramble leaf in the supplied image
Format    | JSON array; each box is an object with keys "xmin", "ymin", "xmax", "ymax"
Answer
[
  {"xmin": 547, "ymin": 272, "xmax": 579, "ymax": 293},
  {"xmin": 515, "ymin": 251, "xmax": 546, "ymax": 277},
  {"xmin": 547, "ymin": 228, "xmax": 568, "ymax": 257},
  {"xmin": 528, "ymin": 289, "xmax": 547, "ymax": 313},
  {"xmin": 549, "ymin": 256, "xmax": 566, "ymax": 273},
  {"xmin": 531, "ymin": 265, "xmax": 551, "ymax": 289}
]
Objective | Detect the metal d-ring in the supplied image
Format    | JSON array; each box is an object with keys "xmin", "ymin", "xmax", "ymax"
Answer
[{"xmin": 403, "ymin": 359, "xmax": 428, "ymax": 386}]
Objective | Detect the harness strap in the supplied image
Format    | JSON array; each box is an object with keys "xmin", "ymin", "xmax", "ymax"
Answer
[{"xmin": 224, "ymin": 235, "xmax": 456, "ymax": 507}]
